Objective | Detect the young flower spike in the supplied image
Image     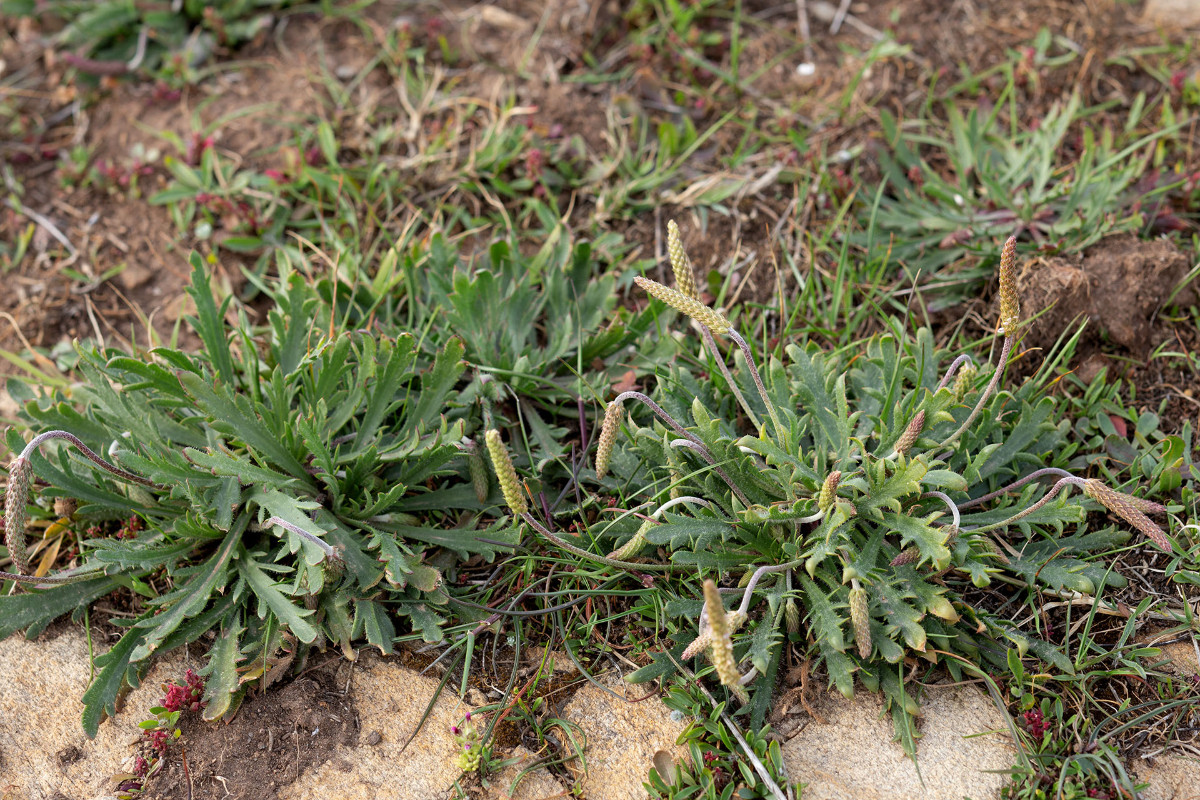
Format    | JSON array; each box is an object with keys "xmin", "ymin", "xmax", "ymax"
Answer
[
  {"xmin": 848, "ymin": 579, "xmax": 872, "ymax": 659},
  {"xmin": 484, "ymin": 429, "xmax": 527, "ymax": 515},
  {"xmin": 894, "ymin": 410, "xmax": 925, "ymax": 456},
  {"xmin": 3, "ymin": 454, "xmax": 33, "ymax": 574},
  {"xmin": 462, "ymin": 438, "xmax": 489, "ymax": 504},
  {"xmin": 1082, "ymin": 478, "xmax": 1172, "ymax": 551},
  {"xmin": 634, "ymin": 276, "xmax": 731, "ymax": 335},
  {"xmin": 703, "ymin": 579, "xmax": 742, "ymax": 690},
  {"xmin": 818, "ymin": 470, "xmax": 842, "ymax": 513},
  {"xmin": 594, "ymin": 399, "xmax": 623, "ymax": 480},
  {"xmin": 667, "ymin": 220, "xmax": 698, "ymax": 300},
  {"xmin": 998, "ymin": 235, "xmax": 1020, "ymax": 335},
  {"xmin": 608, "ymin": 518, "xmax": 654, "ymax": 560}
]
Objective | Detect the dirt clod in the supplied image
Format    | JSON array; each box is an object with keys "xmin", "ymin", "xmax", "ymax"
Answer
[
  {"xmin": 1015, "ymin": 235, "xmax": 1196, "ymax": 353},
  {"xmin": 142, "ymin": 664, "xmax": 358, "ymax": 800}
]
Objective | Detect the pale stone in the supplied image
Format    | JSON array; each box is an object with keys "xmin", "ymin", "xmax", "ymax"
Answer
[
  {"xmin": 781, "ymin": 684, "xmax": 1016, "ymax": 800},
  {"xmin": 0, "ymin": 629, "xmax": 190, "ymax": 800},
  {"xmin": 278, "ymin": 657, "xmax": 475, "ymax": 800},
  {"xmin": 1135, "ymin": 754, "xmax": 1200, "ymax": 800},
  {"xmin": 487, "ymin": 746, "xmax": 565, "ymax": 800},
  {"xmin": 559, "ymin": 672, "xmax": 689, "ymax": 800},
  {"xmin": 1143, "ymin": 0, "xmax": 1200, "ymax": 29}
]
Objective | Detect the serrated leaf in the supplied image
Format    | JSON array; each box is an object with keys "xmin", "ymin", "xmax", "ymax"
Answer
[
  {"xmin": 185, "ymin": 252, "xmax": 236, "ymax": 385},
  {"xmin": 237, "ymin": 551, "xmax": 318, "ymax": 643},
  {"xmin": 799, "ymin": 574, "xmax": 845, "ymax": 653},
  {"xmin": 81, "ymin": 626, "xmax": 149, "ymax": 738},
  {"xmin": 0, "ymin": 576, "xmax": 119, "ymax": 639},
  {"xmin": 884, "ymin": 511, "xmax": 952, "ymax": 569},
  {"xmin": 875, "ymin": 580, "xmax": 927, "ymax": 652},
  {"xmin": 177, "ymin": 371, "xmax": 310, "ymax": 481},
  {"xmin": 354, "ymin": 599, "xmax": 395, "ymax": 654},
  {"xmin": 201, "ymin": 615, "xmax": 244, "ymax": 721},
  {"xmin": 130, "ymin": 526, "xmax": 239, "ymax": 662}
]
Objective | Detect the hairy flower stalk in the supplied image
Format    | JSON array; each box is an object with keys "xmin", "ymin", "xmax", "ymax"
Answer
[
  {"xmin": 487, "ymin": 430, "xmax": 684, "ymax": 572},
  {"xmin": 849, "ymin": 579, "xmax": 872, "ymax": 659},
  {"xmin": 669, "ymin": 439, "xmax": 753, "ymax": 507},
  {"xmin": 485, "ymin": 429, "xmax": 527, "ymax": 515},
  {"xmin": 957, "ymin": 467, "xmax": 1075, "ymax": 510},
  {"xmin": 938, "ymin": 235, "xmax": 1020, "ymax": 450},
  {"xmin": 935, "ymin": 354, "xmax": 974, "ymax": 392},
  {"xmin": 262, "ymin": 516, "xmax": 341, "ymax": 563},
  {"xmin": 593, "ymin": 390, "xmax": 715, "ymax": 482},
  {"xmin": 964, "ymin": 474, "xmax": 1171, "ymax": 550},
  {"xmin": 684, "ymin": 562, "xmax": 799, "ymax": 660},
  {"xmin": 667, "ymin": 221, "xmax": 763, "ymax": 428},
  {"xmin": 3, "ymin": 430, "xmax": 161, "ymax": 586}
]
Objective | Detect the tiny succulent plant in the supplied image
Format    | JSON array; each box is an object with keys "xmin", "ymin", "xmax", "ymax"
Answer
[{"xmin": 515, "ymin": 225, "xmax": 1173, "ymax": 750}]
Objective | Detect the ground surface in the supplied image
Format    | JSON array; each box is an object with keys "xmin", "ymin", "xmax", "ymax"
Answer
[{"xmin": 2, "ymin": 1, "xmax": 1200, "ymax": 798}]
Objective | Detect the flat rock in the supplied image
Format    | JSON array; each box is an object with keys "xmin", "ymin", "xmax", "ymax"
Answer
[
  {"xmin": 1135, "ymin": 754, "xmax": 1200, "ymax": 800},
  {"xmin": 1142, "ymin": 0, "xmax": 1200, "ymax": 29},
  {"xmin": 488, "ymin": 746, "xmax": 567, "ymax": 800},
  {"xmin": 0, "ymin": 628, "xmax": 189, "ymax": 800},
  {"xmin": 781, "ymin": 684, "xmax": 1015, "ymax": 800},
  {"xmin": 559, "ymin": 672, "xmax": 689, "ymax": 800},
  {"xmin": 0, "ymin": 629, "xmax": 563, "ymax": 800}
]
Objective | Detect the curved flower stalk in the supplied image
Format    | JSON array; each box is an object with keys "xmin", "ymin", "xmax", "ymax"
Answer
[
  {"xmin": 634, "ymin": 275, "xmax": 784, "ymax": 439},
  {"xmin": 592, "ymin": 390, "xmax": 751, "ymax": 506},
  {"xmin": 487, "ymin": 428, "xmax": 685, "ymax": 573},
  {"xmin": 3, "ymin": 431, "xmax": 161, "ymax": 586},
  {"xmin": 682, "ymin": 561, "xmax": 801, "ymax": 660},
  {"xmin": 936, "ymin": 354, "xmax": 975, "ymax": 392},
  {"xmin": 669, "ymin": 221, "xmax": 764, "ymax": 430},
  {"xmin": 594, "ymin": 390, "xmax": 710, "ymax": 479},
  {"xmin": 964, "ymin": 474, "xmax": 1172, "ymax": 551},
  {"xmin": 938, "ymin": 235, "xmax": 1020, "ymax": 451}
]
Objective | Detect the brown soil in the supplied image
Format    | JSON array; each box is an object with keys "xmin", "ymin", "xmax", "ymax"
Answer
[{"xmin": 142, "ymin": 659, "xmax": 359, "ymax": 800}]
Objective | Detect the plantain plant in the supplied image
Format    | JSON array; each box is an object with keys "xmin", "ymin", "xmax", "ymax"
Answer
[
  {"xmin": 496, "ymin": 226, "xmax": 1175, "ymax": 753},
  {"xmin": 1, "ymin": 254, "xmax": 514, "ymax": 736}
]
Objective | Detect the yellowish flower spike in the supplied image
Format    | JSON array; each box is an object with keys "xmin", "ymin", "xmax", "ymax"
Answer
[
  {"xmin": 4, "ymin": 455, "xmax": 32, "ymax": 574},
  {"xmin": 667, "ymin": 220, "xmax": 698, "ymax": 300},
  {"xmin": 594, "ymin": 399, "xmax": 623, "ymax": 480},
  {"xmin": 484, "ymin": 429, "xmax": 528, "ymax": 515},
  {"xmin": 849, "ymin": 579, "xmax": 872, "ymax": 659},
  {"xmin": 635, "ymin": 276, "xmax": 731, "ymax": 335},
  {"xmin": 818, "ymin": 470, "xmax": 842, "ymax": 514},
  {"xmin": 703, "ymin": 579, "xmax": 742, "ymax": 689},
  {"xmin": 998, "ymin": 235, "xmax": 1020, "ymax": 335}
]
